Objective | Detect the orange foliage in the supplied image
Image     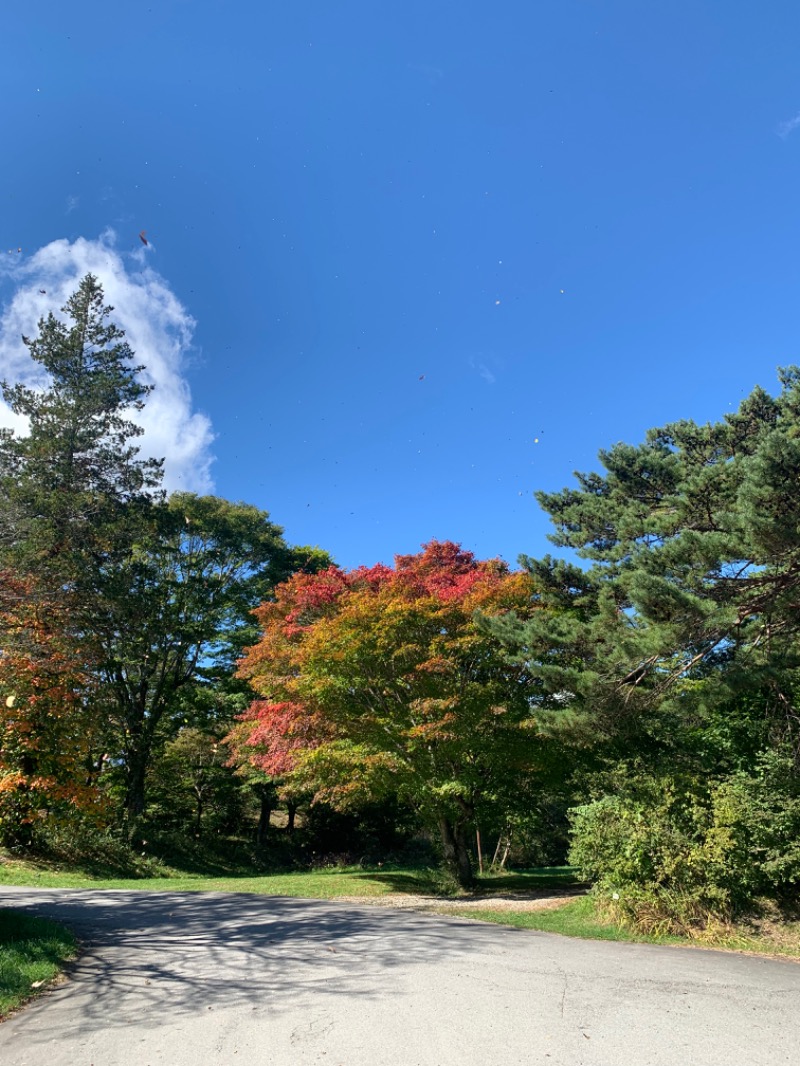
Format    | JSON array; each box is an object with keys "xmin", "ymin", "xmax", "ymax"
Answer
[
  {"xmin": 0, "ymin": 571, "xmax": 103, "ymax": 840},
  {"xmin": 231, "ymin": 542, "xmax": 540, "ymax": 817}
]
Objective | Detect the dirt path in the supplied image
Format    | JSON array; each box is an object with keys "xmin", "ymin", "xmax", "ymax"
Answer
[{"xmin": 337, "ymin": 887, "xmax": 585, "ymax": 912}]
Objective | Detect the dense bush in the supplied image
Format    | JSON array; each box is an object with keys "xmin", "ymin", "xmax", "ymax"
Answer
[
  {"xmin": 25, "ymin": 819, "xmax": 165, "ymax": 878},
  {"xmin": 569, "ymin": 752, "xmax": 800, "ymax": 932}
]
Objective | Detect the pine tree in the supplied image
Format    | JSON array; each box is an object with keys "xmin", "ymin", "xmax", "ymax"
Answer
[
  {"xmin": 0, "ymin": 274, "xmax": 163, "ymax": 609},
  {"xmin": 489, "ymin": 369, "xmax": 800, "ymax": 764}
]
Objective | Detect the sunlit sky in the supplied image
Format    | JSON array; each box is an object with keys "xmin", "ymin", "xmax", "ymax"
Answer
[{"xmin": 3, "ymin": 2, "xmax": 800, "ymax": 568}]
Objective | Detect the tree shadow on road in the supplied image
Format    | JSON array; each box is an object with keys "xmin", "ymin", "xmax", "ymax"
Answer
[{"xmin": 0, "ymin": 889, "xmax": 519, "ymax": 1046}]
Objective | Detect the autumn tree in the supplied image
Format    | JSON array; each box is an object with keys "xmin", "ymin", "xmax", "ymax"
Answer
[
  {"xmin": 0, "ymin": 572, "xmax": 102, "ymax": 844},
  {"xmin": 233, "ymin": 541, "xmax": 543, "ymax": 887},
  {"xmin": 0, "ymin": 276, "xmax": 162, "ymax": 835}
]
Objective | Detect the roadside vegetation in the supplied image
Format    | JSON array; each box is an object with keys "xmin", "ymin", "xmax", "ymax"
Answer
[
  {"xmin": 452, "ymin": 897, "xmax": 800, "ymax": 961},
  {"xmin": 0, "ymin": 910, "xmax": 76, "ymax": 1018}
]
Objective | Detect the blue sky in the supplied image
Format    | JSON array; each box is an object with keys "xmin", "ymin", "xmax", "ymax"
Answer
[{"xmin": 3, "ymin": 1, "xmax": 800, "ymax": 569}]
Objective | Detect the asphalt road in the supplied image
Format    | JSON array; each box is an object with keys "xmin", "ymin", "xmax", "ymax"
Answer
[{"xmin": 1, "ymin": 888, "xmax": 799, "ymax": 1066}]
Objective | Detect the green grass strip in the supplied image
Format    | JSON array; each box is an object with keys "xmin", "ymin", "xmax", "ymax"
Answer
[
  {"xmin": 4, "ymin": 856, "xmax": 797, "ymax": 963},
  {"xmin": 0, "ymin": 909, "xmax": 77, "ymax": 1018},
  {"xmin": 0, "ymin": 859, "xmax": 575, "ymax": 897},
  {"xmin": 451, "ymin": 896, "xmax": 677, "ymax": 941},
  {"xmin": 450, "ymin": 896, "xmax": 800, "ymax": 960}
]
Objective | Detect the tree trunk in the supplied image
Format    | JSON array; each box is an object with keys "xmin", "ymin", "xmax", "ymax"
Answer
[
  {"xmin": 438, "ymin": 816, "xmax": 474, "ymax": 889},
  {"xmin": 286, "ymin": 801, "xmax": 297, "ymax": 835},
  {"xmin": 123, "ymin": 751, "xmax": 148, "ymax": 824},
  {"xmin": 257, "ymin": 791, "xmax": 272, "ymax": 845}
]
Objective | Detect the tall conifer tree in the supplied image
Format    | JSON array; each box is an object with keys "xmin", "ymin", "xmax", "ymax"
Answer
[
  {"xmin": 0, "ymin": 276, "xmax": 163, "ymax": 837},
  {"xmin": 0, "ymin": 274, "xmax": 162, "ymax": 609}
]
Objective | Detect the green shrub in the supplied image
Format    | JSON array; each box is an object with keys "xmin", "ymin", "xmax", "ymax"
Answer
[
  {"xmin": 569, "ymin": 752, "xmax": 800, "ymax": 932},
  {"xmin": 707, "ymin": 751, "xmax": 800, "ymax": 897}
]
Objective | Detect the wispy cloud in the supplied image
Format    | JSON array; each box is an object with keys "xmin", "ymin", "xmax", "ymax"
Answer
[
  {"xmin": 777, "ymin": 111, "xmax": 800, "ymax": 138},
  {"xmin": 419, "ymin": 64, "xmax": 445, "ymax": 85},
  {"xmin": 0, "ymin": 231, "xmax": 215, "ymax": 492},
  {"xmin": 468, "ymin": 356, "xmax": 496, "ymax": 385}
]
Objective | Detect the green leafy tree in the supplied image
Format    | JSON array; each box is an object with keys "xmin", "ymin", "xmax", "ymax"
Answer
[
  {"xmin": 148, "ymin": 728, "xmax": 243, "ymax": 836},
  {"xmin": 92, "ymin": 493, "xmax": 301, "ymax": 821}
]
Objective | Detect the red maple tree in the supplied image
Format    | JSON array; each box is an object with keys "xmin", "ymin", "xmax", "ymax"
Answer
[{"xmin": 229, "ymin": 541, "xmax": 540, "ymax": 886}]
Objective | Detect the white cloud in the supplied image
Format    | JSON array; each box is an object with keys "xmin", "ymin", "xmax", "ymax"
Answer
[
  {"xmin": 0, "ymin": 232, "xmax": 215, "ymax": 492},
  {"xmin": 777, "ymin": 112, "xmax": 800, "ymax": 138}
]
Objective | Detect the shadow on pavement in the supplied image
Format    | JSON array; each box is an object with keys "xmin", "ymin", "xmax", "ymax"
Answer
[{"xmin": 0, "ymin": 889, "xmax": 512, "ymax": 1040}]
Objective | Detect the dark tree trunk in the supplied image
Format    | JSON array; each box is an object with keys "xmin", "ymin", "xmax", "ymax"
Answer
[
  {"xmin": 257, "ymin": 792, "xmax": 272, "ymax": 845},
  {"xmin": 438, "ymin": 816, "xmax": 474, "ymax": 889},
  {"xmin": 123, "ymin": 751, "xmax": 148, "ymax": 824},
  {"xmin": 286, "ymin": 801, "xmax": 297, "ymax": 835}
]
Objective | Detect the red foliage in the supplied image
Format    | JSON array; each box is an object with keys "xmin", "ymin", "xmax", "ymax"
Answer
[
  {"xmin": 231, "ymin": 542, "xmax": 536, "ymax": 801},
  {"xmin": 228, "ymin": 700, "xmax": 331, "ymax": 777},
  {"xmin": 392, "ymin": 540, "xmax": 503, "ymax": 600}
]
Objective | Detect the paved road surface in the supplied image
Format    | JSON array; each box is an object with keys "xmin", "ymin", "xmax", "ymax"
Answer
[{"xmin": 1, "ymin": 888, "xmax": 798, "ymax": 1066}]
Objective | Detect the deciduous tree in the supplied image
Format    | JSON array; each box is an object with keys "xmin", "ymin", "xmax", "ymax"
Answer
[
  {"xmin": 0, "ymin": 572, "xmax": 102, "ymax": 844},
  {"xmin": 91, "ymin": 493, "xmax": 301, "ymax": 821},
  {"xmin": 233, "ymin": 542, "xmax": 542, "ymax": 886}
]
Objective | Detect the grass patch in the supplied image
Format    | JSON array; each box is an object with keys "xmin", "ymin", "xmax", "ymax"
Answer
[
  {"xmin": 449, "ymin": 895, "xmax": 800, "ymax": 960},
  {"xmin": 0, "ymin": 859, "xmax": 393, "ymax": 897},
  {"xmin": 454, "ymin": 896, "xmax": 680, "ymax": 943},
  {"xmin": 0, "ymin": 910, "xmax": 76, "ymax": 1017},
  {"xmin": 0, "ymin": 852, "xmax": 580, "ymax": 897}
]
